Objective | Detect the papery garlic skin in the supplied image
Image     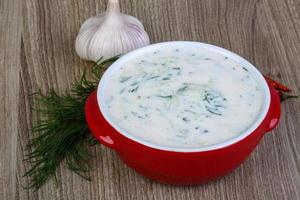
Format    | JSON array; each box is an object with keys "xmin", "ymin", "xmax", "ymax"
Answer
[{"xmin": 75, "ymin": 0, "xmax": 150, "ymax": 62}]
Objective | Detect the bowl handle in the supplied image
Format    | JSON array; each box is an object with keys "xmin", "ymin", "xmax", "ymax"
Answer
[
  {"xmin": 85, "ymin": 91, "xmax": 117, "ymax": 149},
  {"xmin": 264, "ymin": 79, "xmax": 281, "ymax": 132}
]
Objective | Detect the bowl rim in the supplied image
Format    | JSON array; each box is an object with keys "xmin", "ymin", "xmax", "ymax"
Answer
[{"xmin": 97, "ymin": 41, "xmax": 271, "ymax": 152}]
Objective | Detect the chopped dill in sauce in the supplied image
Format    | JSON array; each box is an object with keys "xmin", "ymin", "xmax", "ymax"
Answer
[{"xmin": 104, "ymin": 46, "xmax": 264, "ymax": 148}]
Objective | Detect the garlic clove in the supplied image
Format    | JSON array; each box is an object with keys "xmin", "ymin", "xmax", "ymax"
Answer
[{"xmin": 75, "ymin": 0, "xmax": 150, "ymax": 62}]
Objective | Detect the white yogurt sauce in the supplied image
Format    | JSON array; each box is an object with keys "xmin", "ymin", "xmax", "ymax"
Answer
[{"xmin": 103, "ymin": 46, "xmax": 264, "ymax": 148}]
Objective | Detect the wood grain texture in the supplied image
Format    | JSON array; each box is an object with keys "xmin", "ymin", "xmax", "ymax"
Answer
[
  {"xmin": 0, "ymin": 0, "xmax": 22, "ymax": 199},
  {"xmin": 0, "ymin": 0, "xmax": 299, "ymax": 199}
]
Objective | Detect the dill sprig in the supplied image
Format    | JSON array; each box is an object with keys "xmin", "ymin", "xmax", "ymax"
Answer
[{"xmin": 24, "ymin": 56, "xmax": 119, "ymax": 191}]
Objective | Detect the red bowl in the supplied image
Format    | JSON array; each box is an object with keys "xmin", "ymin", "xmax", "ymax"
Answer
[{"xmin": 85, "ymin": 42, "xmax": 281, "ymax": 184}]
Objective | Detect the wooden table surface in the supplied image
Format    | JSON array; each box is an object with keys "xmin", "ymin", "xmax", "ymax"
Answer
[{"xmin": 1, "ymin": 0, "xmax": 300, "ymax": 199}]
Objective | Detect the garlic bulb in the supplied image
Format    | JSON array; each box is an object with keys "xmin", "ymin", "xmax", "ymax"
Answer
[{"xmin": 75, "ymin": 0, "xmax": 150, "ymax": 62}]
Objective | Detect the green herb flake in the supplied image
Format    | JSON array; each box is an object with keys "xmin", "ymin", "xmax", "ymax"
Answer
[
  {"xmin": 207, "ymin": 109, "xmax": 222, "ymax": 116},
  {"xmin": 156, "ymin": 95, "xmax": 173, "ymax": 99},
  {"xmin": 128, "ymin": 86, "xmax": 139, "ymax": 93},
  {"xmin": 177, "ymin": 84, "xmax": 188, "ymax": 94},
  {"xmin": 147, "ymin": 75, "xmax": 160, "ymax": 80},
  {"xmin": 242, "ymin": 67, "xmax": 248, "ymax": 72},
  {"xmin": 182, "ymin": 117, "xmax": 190, "ymax": 122},
  {"xmin": 119, "ymin": 76, "xmax": 132, "ymax": 83}
]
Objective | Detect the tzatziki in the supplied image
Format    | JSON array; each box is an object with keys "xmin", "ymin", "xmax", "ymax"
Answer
[{"xmin": 103, "ymin": 45, "xmax": 264, "ymax": 148}]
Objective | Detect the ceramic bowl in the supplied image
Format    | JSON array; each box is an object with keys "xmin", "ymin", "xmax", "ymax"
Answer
[{"xmin": 85, "ymin": 42, "xmax": 281, "ymax": 184}]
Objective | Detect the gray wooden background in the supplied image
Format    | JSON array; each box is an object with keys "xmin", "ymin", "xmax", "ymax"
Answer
[{"xmin": 1, "ymin": 0, "xmax": 299, "ymax": 199}]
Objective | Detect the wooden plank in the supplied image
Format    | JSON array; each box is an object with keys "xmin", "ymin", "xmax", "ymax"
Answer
[
  {"xmin": 0, "ymin": 0, "xmax": 22, "ymax": 199},
  {"xmin": 0, "ymin": 0, "xmax": 299, "ymax": 199}
]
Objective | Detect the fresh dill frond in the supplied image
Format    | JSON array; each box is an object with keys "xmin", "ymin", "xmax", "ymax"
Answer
[{"xmin": 24, "ymin": 56, "xmax": 120, "ymax": 191}]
